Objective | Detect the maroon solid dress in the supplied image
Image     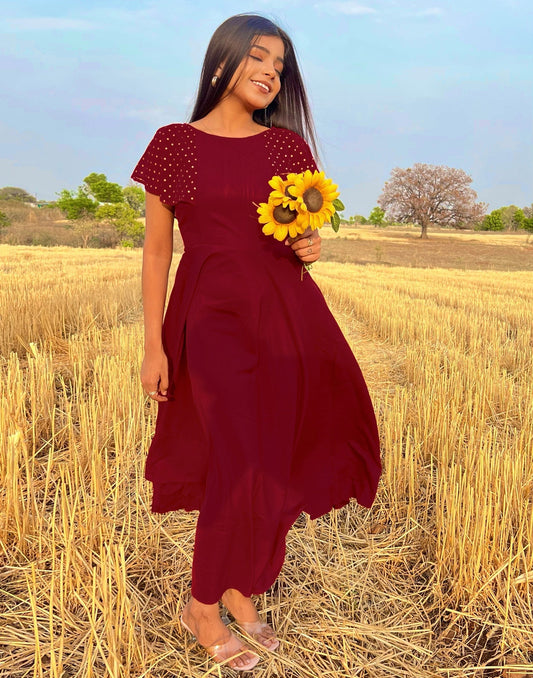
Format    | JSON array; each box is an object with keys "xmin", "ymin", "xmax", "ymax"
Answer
[{"xmin": 131, "ymin": 123, "xmax": 381, "ymax": 604}]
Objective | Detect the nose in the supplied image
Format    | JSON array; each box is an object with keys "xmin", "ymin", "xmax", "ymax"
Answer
[{"xmin": 263, "ymin": 60, "xmax": 276, "ymax": 78}]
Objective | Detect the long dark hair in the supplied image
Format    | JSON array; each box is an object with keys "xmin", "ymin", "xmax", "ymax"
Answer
[{"xmin": 189, "ymin": 13, "xmax": 319, "ymax": 159}]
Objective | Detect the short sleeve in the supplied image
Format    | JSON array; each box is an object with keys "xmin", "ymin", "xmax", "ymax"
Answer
[
  {"xmin": 131, "ymin": 127, "xmax": 175, "ymax": 205},
  {"xmin": 265, "ymin": 128, "xmax": 319, "ymax": 177},
  {"xmin": 289, "ymin": 133, "xmax": 319, "ymax": 175}
]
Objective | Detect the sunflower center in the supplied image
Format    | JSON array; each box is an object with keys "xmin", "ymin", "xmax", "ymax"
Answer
[
  {"xmin": 285, "ymin": 184, "xmax": 296, "ymax": 198},
  {"xmin": 273, "ymin": 204, "xmax": 297, "ymax": 224},
  {"xmin": 303, "ymin": 187, "xmax": 324, "ymax": 213}
]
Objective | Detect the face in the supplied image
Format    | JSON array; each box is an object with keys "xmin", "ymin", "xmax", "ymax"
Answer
[{"xmin": 222, "ymin": 34, "xmax": 285, "ymax": 112}]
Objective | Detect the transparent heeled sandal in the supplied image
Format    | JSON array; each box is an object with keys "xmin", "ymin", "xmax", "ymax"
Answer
[
  {"xmin": 180, "ymin": 614, "xmax": 260, "ymax": 671},
  {"xmin": 220, "ymin": 595, "xmax": 280, "ymax": 651},
  {"xmin": 234, "ymin": 618, "xmax": 280, "ymax": 652}
]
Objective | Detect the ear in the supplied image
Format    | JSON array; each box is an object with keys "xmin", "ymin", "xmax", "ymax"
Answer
[{"xmin": 215, "ymin": 61, "xmax": 225, "ymax": 77}]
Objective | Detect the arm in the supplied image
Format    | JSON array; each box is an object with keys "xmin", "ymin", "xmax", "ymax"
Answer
[
  {"xmin": 279, "ymin": 132, "xmax": 322, "ymax": 263},
  {"xmin": 140, "ymin": 190, "xmax": 174, "ymax": 401}
]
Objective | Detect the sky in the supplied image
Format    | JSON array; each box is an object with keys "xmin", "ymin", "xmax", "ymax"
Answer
[{"xmin": 1, "ymin": 0, "xmax": 532, "ymax": 216}]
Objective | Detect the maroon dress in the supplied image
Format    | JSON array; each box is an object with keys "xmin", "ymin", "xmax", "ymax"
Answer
[{"xmin": 131, "ymin": 123, "xmax": 381, "ymax": 604}]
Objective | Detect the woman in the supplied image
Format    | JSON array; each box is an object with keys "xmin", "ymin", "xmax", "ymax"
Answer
[{"xmin": 132, "ymin": 13, "xmax": 381, "ymax": 671}]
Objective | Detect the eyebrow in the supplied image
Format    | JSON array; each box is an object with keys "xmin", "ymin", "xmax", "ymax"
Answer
[{"xmin": 250, "ymin": 44, "xmax": 284, "ymax": 65}]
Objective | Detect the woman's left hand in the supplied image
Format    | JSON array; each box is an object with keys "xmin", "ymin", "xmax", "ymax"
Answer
[{"xmin": 285, "ymin": 227, "xmax": 322, "ymax": 263}]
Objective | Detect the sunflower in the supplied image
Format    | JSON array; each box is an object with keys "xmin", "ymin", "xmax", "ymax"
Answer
[
  {"xmin": 289, "ymin": 170, "xmax": 340, "ymax": 230},
  {"xmin": 266, "ymin": 173, "xmax": 301, "ymax": 210},
  {"xmin": 257, "ymin": 199, "xmax": 307, "ymax": 241}
]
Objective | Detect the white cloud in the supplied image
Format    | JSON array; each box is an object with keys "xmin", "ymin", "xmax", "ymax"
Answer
[
  {"xmin": 314, "ymin": 2, "xmax": 378, "ymax": 15},
  {"xmin": 3, "ymin": 17, "xmax": 97, "ymax": 31}
]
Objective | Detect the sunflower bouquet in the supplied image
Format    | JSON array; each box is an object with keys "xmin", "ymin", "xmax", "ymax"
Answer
[{"xmin": 257, "ymin": 170, "xmax": 344, "ymax": 241}]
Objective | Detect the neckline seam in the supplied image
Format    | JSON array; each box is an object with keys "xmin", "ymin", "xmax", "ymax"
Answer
[{"xmin": 184, "ymin": 123, "xmax": 273, "ymax": 139}]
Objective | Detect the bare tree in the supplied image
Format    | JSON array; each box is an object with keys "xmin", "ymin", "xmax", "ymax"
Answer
[
  {"xmin": 378, "ymin": 163, "xmax": 486, "ymax": 239},
  {"xmin": 71, "ymin": 216, "xmax": 98, "ymax": 248}
]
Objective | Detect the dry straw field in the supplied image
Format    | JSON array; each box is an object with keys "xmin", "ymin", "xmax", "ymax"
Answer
[{"xmin": 1, "ymin": 230, "xmax": 532, "ymax": 677}]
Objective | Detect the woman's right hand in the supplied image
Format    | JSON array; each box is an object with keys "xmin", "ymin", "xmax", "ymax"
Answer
[
  {"xmin": 141, "ymin": 191, "xmax": 174, "ymax": 403},
  {"xmin": 141, "ymin": 347, "xmax": 169, "ymax": 402}
]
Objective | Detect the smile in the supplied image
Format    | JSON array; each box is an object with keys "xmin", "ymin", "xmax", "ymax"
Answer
[{"xmin": 251, "ymin": 80, "xmax": 271, "ymax": 93}]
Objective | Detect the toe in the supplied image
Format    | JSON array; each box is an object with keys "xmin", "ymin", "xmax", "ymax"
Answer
[
  {"xmin": 258, "ymin": 628, "xmax": 279, "ymax": 651},
  {"xmin": 231, "ymin": 650, "xmax": 258, "ymax": 670},
  {"xmin": 262, "ymin": 635, "xmax": 279, "ymax": 650}
]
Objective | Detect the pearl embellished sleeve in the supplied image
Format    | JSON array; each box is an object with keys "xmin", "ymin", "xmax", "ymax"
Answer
[
  {"xmin": 131, "ymin": 124, "xmax": 195, "ymax": 206},
  {"xmin": 265, "ymin": 128, "xmax": 319, "ymax": 178},
  {"xmin": 131, "ymin": 127, "xmax": 168, "ymax": 203}
]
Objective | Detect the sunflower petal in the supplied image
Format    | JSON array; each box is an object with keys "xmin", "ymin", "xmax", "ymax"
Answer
[
  {"xmin": 268, "ymin": 175, "xmax": 287, "ymax": 192},
  {"xmin": 273, "ymin": 225, "xmax": 288, "ymax": 241},
  {"xmin": 288, "ymin": 222, "xmax": 300, "ymax": 238},
  {"xmin": 262, "ymin": 222, "xmax": 277, "ymax": 235}
]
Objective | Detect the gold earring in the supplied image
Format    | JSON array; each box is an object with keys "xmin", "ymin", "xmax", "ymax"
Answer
[{"xmin": 211, "ymin": 75, "xmax": 219, "ymax": 87}]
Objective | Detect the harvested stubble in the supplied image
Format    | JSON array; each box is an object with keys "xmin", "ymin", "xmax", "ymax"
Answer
[{"xmin": 0, "ymin": 244, "xmax": 532, "ymax": 677}]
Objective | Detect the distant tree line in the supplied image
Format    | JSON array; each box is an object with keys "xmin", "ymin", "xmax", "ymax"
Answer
[
  {"xmin": 0, "ymin": 187, "xmax": 38, "ymax": 234},
  {"xmin": 2, "ymin": 162, "xmax": 532, "ymax": 246},
  {"xmin": 0, "ymin": 186, "xmax": 37, "ymax": 203},
  {"xmin": 480, "ymin": 205, "xmax": 533, "ymax": 234},
  {"xmin": 0, "ymin": 176, "xmax": 146, "ymax": 247},
  {"xmin": 55, "ymin": 173, "xmax": 145, "ymax": 247},
  {"xmin": 345, "ymin": 207, "xmax": 386, "ymax": 227}
]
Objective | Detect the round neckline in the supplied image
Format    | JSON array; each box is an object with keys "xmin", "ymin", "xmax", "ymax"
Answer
[{"xmin": 185, "ymin": 123, "xmax": 273, "ymax": 139}]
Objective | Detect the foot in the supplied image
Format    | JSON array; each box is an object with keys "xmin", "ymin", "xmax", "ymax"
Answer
[
  {"xmin": 181, "ymin": 599, "xmax": 259, "ymax": 670},
  {"xmin": 221, "ymin": 589, "xmax": 280, "ymax": 651}
]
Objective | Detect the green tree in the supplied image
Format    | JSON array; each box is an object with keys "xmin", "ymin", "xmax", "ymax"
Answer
[
  {"xmin": 481, "ymin": 209, "xmax": 505, "ymax": 231},
  {"xmin": 368, "ymin": 206, "xmax": 386, "ymax": 226},
  {"xmin": 349, "ymin": 214, "xmax": 367, "ymax": 225},
  {"xmin": 96, "ymin": 203, "xmax": 144, "ymax": 246},
  {"xmin": 0, "ymin": 186, "xmax": 36, "ymax": 203},
  {"xmin": 520, "ymin": 215, "xmax": 533, "ymax": 242},
  {"xmin": 83, "ymin": 173, "xmax": 124, "ymax": 204},
  {"xmin": 513, "ymin": 208, "xmax": 525, "ymax": 230},
  {"xmin": 56, "ymin": 187, "xmax": 99, "ymax": 219},
  {"xmin": 123, "ymin": 185, "xmax": 145, "ymax": 216},
  {"xmin": 498, "ymin": 205, "xmax": 526, "ymax": 231},
  {"xmin": 0, "ymin": 209, "xmax": 10, "ymax": 230}
]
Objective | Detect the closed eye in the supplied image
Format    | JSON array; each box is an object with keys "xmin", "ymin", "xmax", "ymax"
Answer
[{"xmin": 248, "ymin": 54, "xmax": 283, "ymax": 78}]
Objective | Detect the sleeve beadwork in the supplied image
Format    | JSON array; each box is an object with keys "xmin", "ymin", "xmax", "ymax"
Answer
[
  {"xmin": 265, "ymin": 128, "xmax": 319, "ymax": 178},
  {"xmin": 131, "ymin": 126, "xmax": 176, "ymax": 205}
]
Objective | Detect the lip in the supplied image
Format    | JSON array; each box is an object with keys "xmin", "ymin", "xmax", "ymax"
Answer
[{"xmin": 251, "ymin": 79, "xmax": 271, "ymax": 94}]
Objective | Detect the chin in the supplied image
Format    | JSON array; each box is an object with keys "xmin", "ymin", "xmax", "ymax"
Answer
[{"xmin": 247, "ymin": 99, "xmax": 271, "ymax": 111}]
